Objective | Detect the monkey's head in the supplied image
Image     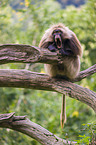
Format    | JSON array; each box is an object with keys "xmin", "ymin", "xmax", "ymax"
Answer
[{"xmin": 39, "ymin": 23, "xmax": 83, "ymax": 57}]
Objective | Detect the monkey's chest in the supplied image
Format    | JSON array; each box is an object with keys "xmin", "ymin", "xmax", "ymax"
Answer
[
  {"xmin": 57, "ymin": 64, "xmax": 64, "ymax": 71},
  {"xmin": 56, "ymin": 64, "xmax": 67, "ymax": 77}
]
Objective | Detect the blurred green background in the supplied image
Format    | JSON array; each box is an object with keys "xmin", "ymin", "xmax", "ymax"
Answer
[{"xmin": 0, "ymin": 0, "xmax": 96, "ymax": 144}]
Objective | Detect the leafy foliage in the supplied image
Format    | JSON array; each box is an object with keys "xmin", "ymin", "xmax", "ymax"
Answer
[{"xmin": 76, "ymin": 122, "xmax": 96, "ymax": 144}]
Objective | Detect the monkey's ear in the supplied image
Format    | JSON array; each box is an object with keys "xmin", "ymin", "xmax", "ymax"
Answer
[{"xmin": 70, "ymin": 33, "xmax": 83, "ymax": 57}]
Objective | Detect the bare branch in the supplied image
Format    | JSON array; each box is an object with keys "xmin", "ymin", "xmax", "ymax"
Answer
[
  {"xmin": 0, "ymin": 44, "xmax": 61, "ymax": 64},
  {"xmin": 0, "ymin": 69, "xmax": 96, "ymax": 112},
  {"xmin": 0, "ymin": 113, "xmax": 76, "ymax": 145},
  {"xmin": 0, "ymin": 44, "xmax": 96, "ymax": 81},
  {"xmin": 74, "ymin": 64, "xmax": 96, "ymax": 82}
]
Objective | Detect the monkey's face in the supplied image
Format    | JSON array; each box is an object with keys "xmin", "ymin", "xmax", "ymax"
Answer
[
  {"xmin": 39, "ymin": 24, "xmax": 82, "ymax": 57},
  {"xmin": 51, "ymin": 29, "xmax": 80, "ymax": 57},
  {"xmin": 52, "ymin": 29, "xmax": 63, "ymax": 49}
]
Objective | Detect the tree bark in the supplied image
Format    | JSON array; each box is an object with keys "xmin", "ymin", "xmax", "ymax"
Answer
[
  {"xmin": 0, "ymin": 113, "xmax": 76, "ymax": 145},
  {"xmin": 0, "ymin": 69, "xmax": 96, "ymax": 112},
  {"xmin": 0, "ymin": 44, "xmax": 60, "ymax": 64}
]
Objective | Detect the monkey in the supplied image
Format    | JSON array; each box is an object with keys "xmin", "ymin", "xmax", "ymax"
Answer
[{"xmin": 39, "ymin": 23, "xmax": 83, "ymax": 128}]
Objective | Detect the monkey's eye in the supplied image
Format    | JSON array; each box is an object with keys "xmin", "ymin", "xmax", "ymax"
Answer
[{"xmin": 52, "ymin": 29, "xmax": 62, "ymax": 35}]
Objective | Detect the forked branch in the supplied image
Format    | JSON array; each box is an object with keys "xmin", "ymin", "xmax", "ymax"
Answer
[
  {"xmin": 0, "ymin": 69, "xmax": 96, "ymax": 112},
  {"xmin": 0, "ymin": 44, "xmax": 96, "ymax": 111},
  {"xmin": 0, "ymin": 44, "xmax": 96, "ymax": 80}
]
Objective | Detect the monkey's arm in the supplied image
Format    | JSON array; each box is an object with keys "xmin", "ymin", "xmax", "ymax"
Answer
[{"xmin": 48, "ymin": 43, "xmax": 73, "ymax": 56}]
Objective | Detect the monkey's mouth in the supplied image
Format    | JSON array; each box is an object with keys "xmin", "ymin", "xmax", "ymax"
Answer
[{"xmin": 55, "ymin": 35, "xmax": 62, "ymax": 49}]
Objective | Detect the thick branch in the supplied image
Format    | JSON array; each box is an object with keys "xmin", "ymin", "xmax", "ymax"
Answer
[
  {"xmin": 0, "ymin": 44, "xmax": 60, "ymax": 64},
  {"xmin": 0, "ymin": 69, "xmax": 96, "ymax": 112},
  {"xmin": 0, "ymin": 44, "xmax": 96, "ymax": 81},
  {"xmin": 0, "ymin": 113, "xmax": 76, "ymax": 145}
]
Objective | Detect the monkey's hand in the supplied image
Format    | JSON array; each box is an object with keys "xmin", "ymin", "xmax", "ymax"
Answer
[
  {"xmin": 59, "ymin": 48, "xmax": 74, "ymax": 56},
  {"xmin": 48, "ymin": 43, "xmax": 57, "ymax": 52}
]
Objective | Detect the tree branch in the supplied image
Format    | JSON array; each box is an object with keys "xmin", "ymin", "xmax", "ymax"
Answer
[
  {"xmin": 0, "ymin": 44, "xmax": 60, "ymax": 64},
  {"xmin": 0, "ymin": 113, "xmax": 76, "ymax": 145},
  {"xmin": 0, "ymin": 44, "xmax": 96, "ymax": 81},
  {"xmin": 0, "ymin": 69, "xmax": 96, "ymax": 112},
  {"xmin": 74, "ymin": 64, "xmax": 96, "ymax": 82}
]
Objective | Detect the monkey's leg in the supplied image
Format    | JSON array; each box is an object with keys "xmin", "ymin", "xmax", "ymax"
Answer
[{"xmin": 60, "ymin": 94, "xmax": 66, "ymax": 128}]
